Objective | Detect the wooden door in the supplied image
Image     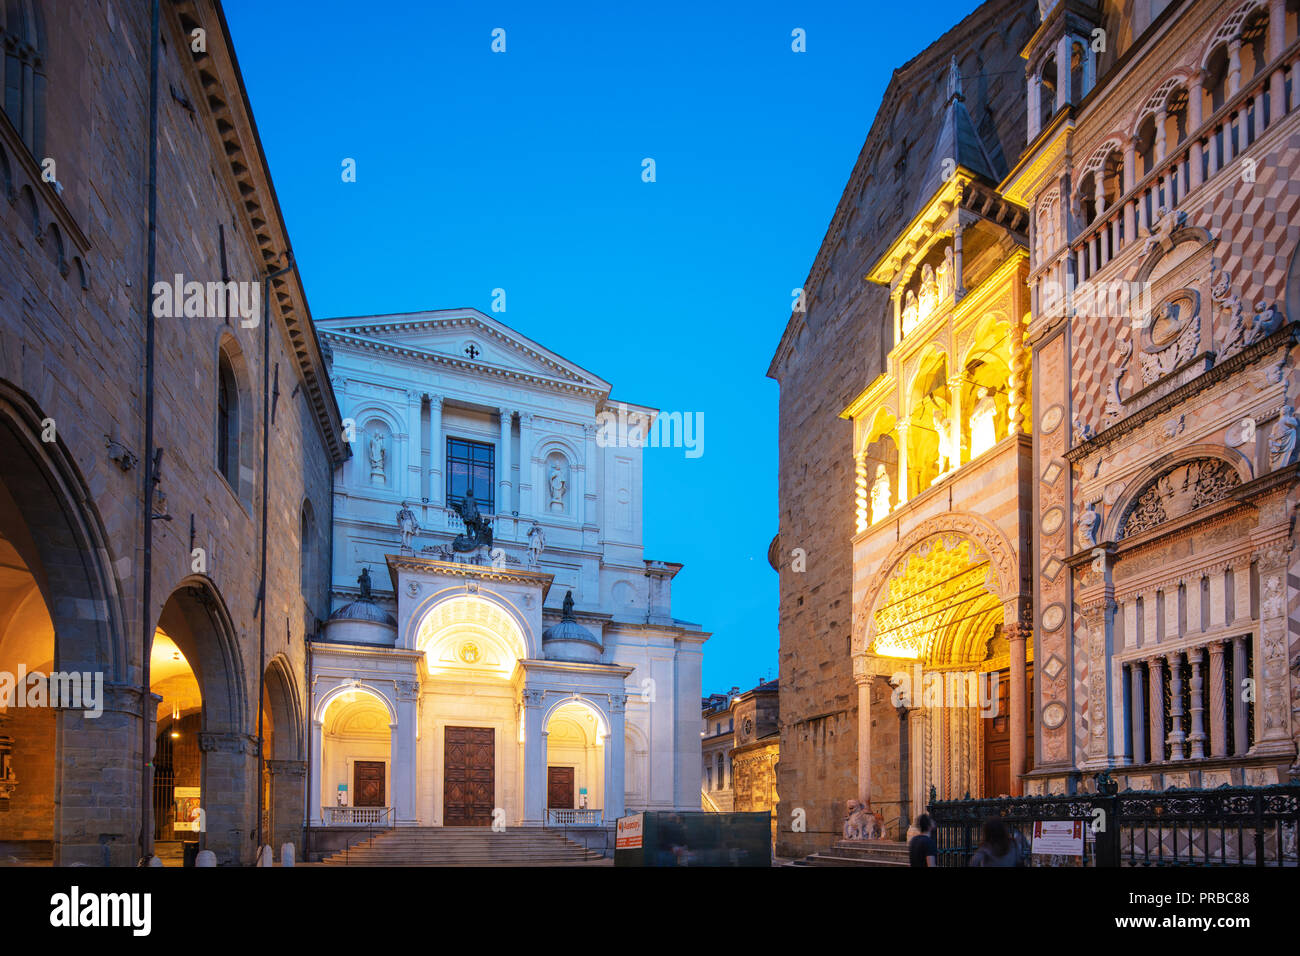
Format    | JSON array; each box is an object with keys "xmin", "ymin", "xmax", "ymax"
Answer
[
  {"xmin": 547, "ymin": 766, "xmax": 574, "ymax": 809},
  {"xmin": 353, "ymin": 761, "xmax": 385, "ymax": 807},
  {"xmin": 444, "ymin": 726, "xmax": 495, "ymax": 826},
  {"xmin": 981, "ymin": 666, "xmax": 1034, "ymax": 797}
]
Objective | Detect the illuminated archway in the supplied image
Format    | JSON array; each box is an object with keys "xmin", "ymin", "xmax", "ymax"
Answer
[{"xmin": 543, "ymin": 697, "xmax": 608, "ymax": 815}]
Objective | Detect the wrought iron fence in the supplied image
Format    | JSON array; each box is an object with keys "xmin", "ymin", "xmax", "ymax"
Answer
[{"xmin": 928, "ymin": 776, "xmax": 1300, "ymax": 867}]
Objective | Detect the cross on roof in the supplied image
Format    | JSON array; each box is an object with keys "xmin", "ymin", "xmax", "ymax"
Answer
[{"xmin": 464, "ymin": 344, "xmax": 480, "ymax": 359}]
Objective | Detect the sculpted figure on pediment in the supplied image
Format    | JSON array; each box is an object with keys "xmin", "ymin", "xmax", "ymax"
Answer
[{"xmin": 1119, "ymin": 459, "xmax": 1242, "ymax": 539}]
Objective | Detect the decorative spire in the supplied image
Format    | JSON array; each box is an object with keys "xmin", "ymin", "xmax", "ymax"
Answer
[{"xmin": 946, "ymin": 56, "xmax": 963, "ymax": 105}]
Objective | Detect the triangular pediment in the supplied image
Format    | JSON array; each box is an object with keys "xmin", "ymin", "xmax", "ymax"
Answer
[{"xmin": 317, "ymin": 308, "xmax": 610, "ymax": 392}]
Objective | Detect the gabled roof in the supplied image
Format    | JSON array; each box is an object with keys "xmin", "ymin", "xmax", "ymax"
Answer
[
  {"xmin": 912, "ymin": 57, "xmax": 1004, "ymax": 218},
  {"xmin": 318, "ymin": 308, "xmax": 615, "ymax": 399}
]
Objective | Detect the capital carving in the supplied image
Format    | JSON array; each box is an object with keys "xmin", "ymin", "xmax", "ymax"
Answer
[{"xmin": 198, "ymin": 732, "xmax": 257, "ymax": 755}]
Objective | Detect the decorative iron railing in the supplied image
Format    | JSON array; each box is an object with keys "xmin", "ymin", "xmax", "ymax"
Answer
[{"xmin": 928, "ymin": 777, "xmax": 1300, "ymax": 867}]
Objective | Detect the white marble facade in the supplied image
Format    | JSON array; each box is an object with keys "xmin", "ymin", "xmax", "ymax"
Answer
[{"xmin": 310, "ymin": 308, "xmax": 707, "ymax": 827}]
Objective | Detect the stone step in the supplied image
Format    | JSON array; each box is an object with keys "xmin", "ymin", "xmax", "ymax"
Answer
[{"xmin": 318, "ymin": 826, "xmax": 607, "ymax": 866}]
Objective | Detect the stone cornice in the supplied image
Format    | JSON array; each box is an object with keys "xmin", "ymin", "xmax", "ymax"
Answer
[
  {"xmin": 169, "ymin": 0, "xmax": 347, "ymax": 465},
  {"xmin": 324, "ymin": 330, "xmax": 610, "ymax": 401},
  {"xmin": 384, "ymin": 553, "xmax": 554, "ymax": 597}
]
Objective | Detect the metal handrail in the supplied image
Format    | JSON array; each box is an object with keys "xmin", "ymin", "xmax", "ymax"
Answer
[{"xmin": 341, "ymin": 807, "xmax": 393, "ymax": 865}]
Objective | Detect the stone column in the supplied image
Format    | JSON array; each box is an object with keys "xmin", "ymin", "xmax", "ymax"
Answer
[
  {"xmin": 1269, "ymin": 0, "xmax": 1286, "ymax": 119},
  {"xmin": 1148, "ymin": 655, "xmax": 1165, "ymax": 762},
  {"xmin": 518, "ymin": 412, "xmax": 534, "ymax": 517},
  {"xmin": 953, "ymin": 222, "xmax": 967, "ymax": 298},
  {"xmin": 856, "ymin": 675, "xmax": 872, "ymax": 806},
  {"xmin": 895, "ymin": 422, "xmax": 911, "ymax": 504},
  {"xmin": 198, "ymin": 731, "xmax": 258, "ymax": 865},
  {"xmin": 604, "ymin": 694, "xmax": 627, "ymax": 822},
  {"xmin": 407, "ymin": 391, "xmax": 423, "ymax": 502},
  {"xmin": 309, "ymin": 718, "xmax": 323, "ymax": 826},
  {"xmin": 947, "ymin": 376, "xmax": 964, "ymax": 468},
  {"xmin": 1056, "ymin": 33, "xmax": 1071, "ymax": 110},
  {"xmin": 1007, "ymin": 621, "xmax": 1027, "ymax": 795},
  {"xmin": 393, "ymin": 682, "xmax": 418, "ymax": 824},
  {"xmin": 1232, "ymin": 635, "xmax": 1250, "ymax": 755},
  {"xmin": 428, "ymin": 393, "xmax": 444, "ymax": 506},
  {"xmin": 1256, "ymin": 556, "xmax": 1292, "ymax": 751},
  {"xmin": 1166, "ymin": 651, "xmax": 1186, "ymax": 760},
  {"xmin": 1027, "ymin": 73, "xmax": 1041, "ymax": 141},
  {"xmin": 1208, "ymin": 639, "xmax": 1228, "ymax": 758},
  {"xmin": 583, "ymin": 423, "xmax": 599, "ymax": 527},
  {"xmin": 1187, "ymin": 646, "xmax": 1206, "ymax": 759},
  {"xmin": 498, "ymin": 407, "xmax": 513, "ymax": 517},
  {"xmin": 267, "ymin": 759, "xmax": 307, "ymax": 853},
  {"xmin": 1228, "ymin": 38, "xmax": 1242, "ymax": 97},
  {"xmin": 892, "ymin": 287, "xmax": 903, "ymax": 344},
  {"xmin": 1155, "ymin": 107, "xmax": 1168, "ymax": 163},
  {"xmin": 523, "ymin": 690, "xmax": 546, "ymax": 826},
  {"xmin": 854, "ymin": 450, "xmax": 869, "ymax": 533},
  {"xmin": 1130, "ymin": 662, "xmax": 1147, "ymax": 764}
]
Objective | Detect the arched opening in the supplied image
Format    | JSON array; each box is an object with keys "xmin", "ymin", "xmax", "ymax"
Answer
[
  {"xmin": 1039, "ymin": 55, "xmax": 1058, "ymax": 130},
  {"xmin": 866, "ymin": 533, "xmax": 1033, "ymax": 801},
  {"xmin": 1240, "ymin": 9, "xmax": 1269, "ymax": 84},
  {"xmin": 544, "ymin": 699, "xmax": 606, "ymax": 818},
  {"xmin": 1135, "ymin": 114, "xmax": 1157, "ymax": 178},
  {"xmin": 1204, "ymin": 45, "xmax": 1230, "ymax": 113},
  {"xmin": 216, "ymin": 350, "xmax": 239, "ymax": 489},
  {"xmin": 1, "ymin": 0, "xmax": 46, "ymax": 157},
  {"xmin": 319, "ymin": 686, "xmax": 391, "ymax": 824},
  {"xmin": 149, "ymin": 630, "xmax": 201, "ymax": 864},
  {"xmin": 1165, "ymin": 87, "xmax": 1189, "ymax": 149},
  {"xmin": 960, "ymin": 317, "xmax": 1013, "ymax": 462},
  {"xmin": 151, "ymin": 582, "xmax": 248, "ymax": 864},
  {"xmin": 906, "ymin": 349, "xmax": 950, "ymax": 495},
  {"xmin": 1069, "ymin": 40, "xmax": 1086, "ymax": 103},
  {"xmin": 0, "ymin": 385, "xmax": 129, "ymax": 865},
  {"xmin": 260, "ymin": 657, "xmax": 303, "ymax": 854}
]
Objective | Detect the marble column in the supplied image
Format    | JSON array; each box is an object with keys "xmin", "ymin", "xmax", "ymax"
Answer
[
  {"xmin": 407, "ymin": 391, "xmax": 423, "ymax": 503},
  {"xmin": 1208, "ymin": 639, "xmax": 1228, "ymax": 758},
  {"xmin": 583, "ymin": 423, "xmax": 598, "ymax": 526},
  {"xmin": 309, "ymin": 718, "xmax": 323, "ymax": 826},
  {"xmin": 953, "ymin": 222, "xmax": 967, "ymax": 298},
  {"xmin": 1187, "ymin": 646, "xmax": 1206, "ymax": 759},
  {"xmin": 1228, "ymin": 38, "xmax": 1242, "ymax": 97},
  {"xmin": 1155, "ymin": 107, "xmax": 1168, "ymax": 162},
  {"xmin": 523, "ymin": 691, "xmax": 546, "ymax": 826},
  {"xmin": 518, "ymin": 412, "xmax": 534, "ymax": 517},
  {"xmin": 604, "ymin": 695, "xmax": 627, "ymax": 822},
  {"xmin": 856, "ymin": 675, "xmax": 872, "ymax": 806},
  {"xmin": 1008, "ymin": 622, "xmax": 1027, "ymax": 795},
  {"xmin": 895, "ymin": 422, "xmax": 911, "ymax": 504},
  {"xmin": 1148, "ymin": 655, "xmax": 1166, "ymax": 762},
  {"xmin": 1056, "ymin": 33, "xmax": 1071, "ymax": 110},
  {"xmin": 1232, "ymin": 635, "xmax": 1250, "ymax": 756},
  {"xmin": 1166, "ymin": 651, "xmax": 1186, "ymax": 760},
  {"xmin": 428, "ymin": 393, "xmax": 444, "ymax": 506},
  {"xmin": 393, "ymin": 686, "xmax": 418, "ymax": 824},
  {"xmin": 947, "ymin": 376, "xmax": 964, "ymax": 468},
  {"xmin": 498, "ymin": 407, "xmax": 513, "ymax": 517},
  {"xmin": 1269, "ymin": 0, "xmax": 1286, "ymax": 119},
  {"xmin": 1130, "ymin": 662, "xmax": 1147, "ymax": 764}
]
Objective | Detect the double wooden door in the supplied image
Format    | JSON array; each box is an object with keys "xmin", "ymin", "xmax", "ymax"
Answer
[
  {"xmin": 444, "ymin": 726, "xmax": 495, "ymax": 826},
  {"xmin": 982, "ymin": 666, "xmax": 1034, "ymax": 798}
]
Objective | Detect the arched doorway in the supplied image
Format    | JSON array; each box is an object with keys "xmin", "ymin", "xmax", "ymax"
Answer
[
  {"xmin": 0, "ymin": 384, "xmax": 130, "ymax": 865},
  {"xmin": 317, "ymin": 685, "xmax": 394, "ymax": 823},
  {"xmin": 544, "ymin": 698, "xmax": 607, "ymax": 820},
  {"xmin": 855, "ymin": 519, "xmax": 1031, "ymax": 819},
  {"xmin": 149, "ymin": 630, "xmax": 201, "ymax": 864},
  {"xmin": 261, "ymin": 656, "xmax": 305, "ymax": 853},
  {"xmin": 151, "ymin": 580, "xmax": 248, "ymax": 864}
]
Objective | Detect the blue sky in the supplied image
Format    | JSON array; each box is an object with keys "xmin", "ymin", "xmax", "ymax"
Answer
[{"xmin": 224, "ymin": 0, "xmax": 978, "ymax": 694}]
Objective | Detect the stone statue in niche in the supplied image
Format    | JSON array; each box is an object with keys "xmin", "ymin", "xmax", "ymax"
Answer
[
  {"xmin": 932, "ymin": 406, "xmax": 954, "ymax": 475},
  {"xmin": 917, "ymin": 263, "xmax": 938, "ymax": 317},
  {"xmin": 368, "ymin": 430, "xmax": 386, "ymax": 485},
  {"xmin": 901, "ymin": 290, "xmax": 919, "ymax": 337},
  {"xmin": 969, "ymin": 387, "xmax": 998, "ymax": 458},
  {"xmin": 395, "ymin": 501, "xmax": 419, "ymax": 553},
  {"xmin": 357, "ymin": 566, "xmax": 373, "ymax": 602},
  {"xmin": 547, "ymin": 461, "xmax": 568, "ymax": 512},
  {"xmin": 1269, "ymin": 398, "xmax": 1299, "ymax": 467},
  {"xmin": 936, "ymin": 245, "xmax": 954, "ymax": 302},
  {"xmin": 1075, "ymin": 501, "xmax": 1101, "ymax": 551},
  {"xmin": 870, "ymin": 464, "xmax": 891, "ymax": 524},
  {"xmin": 526, "ymin": 520, "xmax": 546, "ymax": 569}
]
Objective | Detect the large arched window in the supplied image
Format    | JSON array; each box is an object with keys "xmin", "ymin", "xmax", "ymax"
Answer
[
  {"xmin": 2, "ymin": 0, "xmax": 46, "ymax": 157},
  {"xmin": 216, "ymin": 352, "xmax": 239, "ymax": 487}
]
